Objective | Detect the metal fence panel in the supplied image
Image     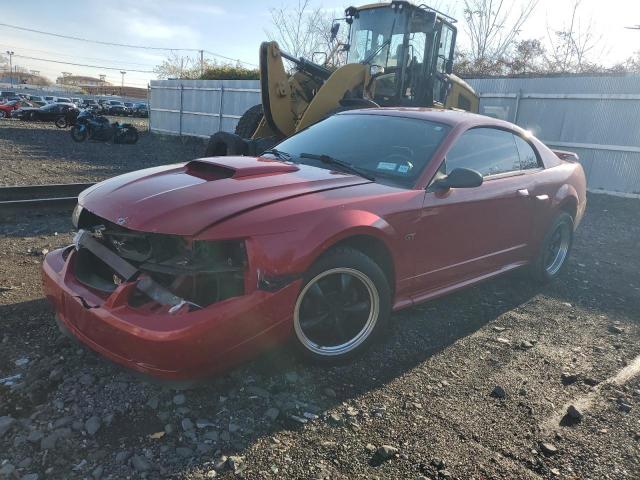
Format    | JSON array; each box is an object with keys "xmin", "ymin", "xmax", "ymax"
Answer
[
  {"xmin": 468, "ymin": 74, "xmax": 640, "ymax": 196},
  {"xmin": 149, "ymin": 79, "xmax": 260, "ymax": 138},
  {"xmin": 148, "ymin": 76, "xmax": 640, "ymax": 195}
]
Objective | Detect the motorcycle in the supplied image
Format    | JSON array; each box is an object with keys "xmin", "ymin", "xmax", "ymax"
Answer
[
  {"xmin": 55, "ymin": 108, "xmax": 80, "ymax": 129},
  {"xmin": 70, "ymin": 111, "xmax": 139, "ymax": 144}
]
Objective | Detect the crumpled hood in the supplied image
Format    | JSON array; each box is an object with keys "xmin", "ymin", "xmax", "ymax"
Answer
[{"xmin": 79, "ymin": 156, "xmax": 370, "ymax": 236}]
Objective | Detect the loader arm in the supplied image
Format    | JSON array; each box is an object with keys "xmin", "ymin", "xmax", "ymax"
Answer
[
  {"xmin": 296, "ymin": 63, "xmax": 370, "ymax": 132},
  {"xmin": 259, "ymin": 42, "xmax": 296, "ymax": 137}
]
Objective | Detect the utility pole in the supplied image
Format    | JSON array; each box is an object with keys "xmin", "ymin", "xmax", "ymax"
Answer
[
  {"xmin": 120, "ymin": 71, "xmax": 126, "ymax": 99},
  {"xmin": 6, "ymin": 51, "xmax": 14, "ymax": 87},
  {"xmin": 199, "ymin": 49, "xmax": 204, "ymax": 77}
]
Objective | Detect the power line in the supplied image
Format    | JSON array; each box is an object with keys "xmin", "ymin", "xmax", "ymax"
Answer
[
  {"xmin": 203, "ymin": 50, "xmax": 258, "ymax": 68},
  {"xmin": 0, "ymin": 22, "xmax": 199, "ymax": 51},
  {"xmin": 0, "ymin": 22, "xmax": 259, "ymax": 67},
  {"xmin": 13, "ymin": 54, "xmax": 155, "ymax": 73},
  {"xmin": 0, "ymin": 43, "xmax": 159, "ymax": 68}
]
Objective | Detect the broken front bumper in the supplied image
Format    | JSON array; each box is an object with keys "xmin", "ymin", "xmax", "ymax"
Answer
[{"xmin": 42, "ymin": 247, "xmax": 300, "ymax": 380}]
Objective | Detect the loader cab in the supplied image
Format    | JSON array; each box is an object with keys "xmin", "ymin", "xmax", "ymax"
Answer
[{"xmin": 345, "ymin": 1, "xmax": 459, "ymax": 108}]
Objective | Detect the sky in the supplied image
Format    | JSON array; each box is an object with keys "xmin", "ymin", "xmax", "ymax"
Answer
[{"xmin": 1, "ymin": 0, "xmax": 639, "ymax": 87}]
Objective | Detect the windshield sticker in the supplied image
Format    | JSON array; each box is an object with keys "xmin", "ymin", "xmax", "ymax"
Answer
[
  {"xmin": 397, "ymin": 165, "xmax": 410, "ymax": 174},
  {"xmin": 377, "ymin": 162, "xmax": 397, "ymax": 171}
]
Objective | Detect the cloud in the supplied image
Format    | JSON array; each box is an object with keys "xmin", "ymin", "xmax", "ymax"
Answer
[{"xmin": 125, "ymin": 18, "xmax": 197, "ymax": 42}]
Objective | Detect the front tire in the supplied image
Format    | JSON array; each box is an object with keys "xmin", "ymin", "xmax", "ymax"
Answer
[
  {"xmin": 70, "ymin": 126, "xmax": 88, "ymax": 142},
  {"xmin": 234, "ymin": 104, "xmax": 263, "ymax": 138},
  {"xmin": 292, "ymin": 247, "xmax": 391, "ymax": 364},
  {"xmin": 55, "ymin": 116, "xmax": 67, "ymax": 128},
  {"xmin": 530, "ymin": 212, "xmax": 574, "ymax": 283}
]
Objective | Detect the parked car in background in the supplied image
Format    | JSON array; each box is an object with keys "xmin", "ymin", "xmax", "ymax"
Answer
[
  {"xmin": 55, "ymin": 97, "xmax": 72, "ymax": 104},
  {"xmin": 44, "ymin": 96, "xmax": 55, "ymax": 103},
  {"xmin": 71, "ymin": 97, "xmax": 81, "ymax": 105},
  {"xmin": 13, "ymin": 102, "xmax": 79, "ymax": 126},
  {"xmin": 96, "ymin": 99, "xmax": 109, "ymax": 114},
  {"xmin": 42, "ymin": 109, "xmax": 587, "ymax": 380},
  {"xmin": 132, "ymin": 102, "xmax": 149, "ymax": 117},
  {"xmin": 105, "ymin": 100, "xmax": 129, "ymax": 116},
  {"xmin": 0, "ymin": 91, "xmax": 16, "ymax": 100},
  {"xmin": 80, "ymin": 98, "xmax": 100, "ymax": 113},
  {"xmin": 0, "ymin": 100, "xmax": 23, "ymax": 117},
  {"xmin": 28, "ymin": 95, "xmax": 46, "ymax": 105}
]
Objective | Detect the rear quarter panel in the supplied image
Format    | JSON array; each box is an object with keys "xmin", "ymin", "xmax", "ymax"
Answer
[{"xmin": 527, "ymin": 155, "xmax": 587, "ymax": 252}]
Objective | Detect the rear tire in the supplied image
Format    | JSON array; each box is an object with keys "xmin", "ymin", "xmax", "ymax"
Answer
[
  {"xmin": 55, "ymin": 116, "xmax": 67, "ymax": 128},
  {"xmin": 292, "ymin": 247, "xmax": 391, "ymax": 364},
  {"xmin": 530, "ymin": 212, "xmax": 574, "ymax": 283},
  {"xmin": 123, "ymin": 127, "xmax": 139, "ymax": 144},
  {"xmin": 2, "ymin": 110, "xmax": 9, "ymax": 118},
  {"xmin": 234, "ymin": 104, "xmax": 263, "ymax": 138}
]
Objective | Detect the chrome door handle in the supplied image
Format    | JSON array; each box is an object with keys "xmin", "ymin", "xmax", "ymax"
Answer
[{"xmin": 516, "ymin": 189, "xmax": 530, "ymax": 197}]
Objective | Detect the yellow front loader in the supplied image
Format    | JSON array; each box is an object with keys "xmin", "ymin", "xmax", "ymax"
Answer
[{"xmin": 206, "ymin": 1, "xmax": 479, "ymax": 157}]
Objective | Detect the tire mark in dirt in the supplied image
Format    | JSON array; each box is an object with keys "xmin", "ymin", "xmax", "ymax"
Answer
[{"xmin": 542, "ymin": 353, "xmax": 640, "ymax": 434}]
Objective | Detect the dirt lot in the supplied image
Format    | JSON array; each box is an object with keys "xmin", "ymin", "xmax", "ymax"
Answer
[
  {"xmin": 0, "ymin": 118, "xmax": 205, "ymax": 186},
  {"xmin": 0, "ymin": 122, "xmax": 639, "ymax": 479}
]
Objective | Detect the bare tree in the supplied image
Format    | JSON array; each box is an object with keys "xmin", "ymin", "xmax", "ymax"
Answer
[
  {"xmin": 267, "ymin": 0, "xmax": 344, "ymax": 65},
  {"xmin": 462, "ymin": 0, "xmax": 539, "ymax": 62},
  {"xmin": 154, "ymin": 52, "xmax": 201, "ymax": 79},
  {"xmin": 545, "ymin": 0, "xmax": 601, "ymax": 73}
]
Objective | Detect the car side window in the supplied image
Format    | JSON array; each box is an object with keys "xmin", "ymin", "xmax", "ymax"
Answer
[
  {"xmin": 514, "ymin": 135, "xmax": 541, "ymax": 170},
  {"xmin": 446, "ymin": 127, "xmax": 521, "ymax": 177}
]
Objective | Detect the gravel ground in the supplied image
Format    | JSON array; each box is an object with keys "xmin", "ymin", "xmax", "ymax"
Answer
[
  {"xmin": 0, "ymin": 189, "xmax": 639, "ymax": 476},
  {"xmin": 0, "ymin": 118, "xmax": 205, "ymax": 186},
  {"xmin": 0, "ymin": 121, "xmax": 640, "ymax": 480}
]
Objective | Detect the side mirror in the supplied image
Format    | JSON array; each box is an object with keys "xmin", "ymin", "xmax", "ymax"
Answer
[
  {"xmin": 432, "ymin": 167, "xmax": 483, "ymax": 190},
  {"xmin": 445, "ymin": 59, "xmax": 454, "ymax": 74},
  {"xmin": 330, "ymin": 23, "xmax": 340, "ymax": 41}
]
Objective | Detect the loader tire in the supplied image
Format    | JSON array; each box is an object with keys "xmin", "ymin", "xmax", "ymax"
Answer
[{"xmin": 234, "ymin": 104, "xmax": 263, "ymax": 138}]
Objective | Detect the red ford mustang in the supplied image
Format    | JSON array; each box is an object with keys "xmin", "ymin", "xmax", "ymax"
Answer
[{"xmin": 42, "ymin": 109, "xmax": 587, "ymax": 380}]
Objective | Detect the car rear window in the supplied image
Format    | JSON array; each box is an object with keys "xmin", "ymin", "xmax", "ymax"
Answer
[{"xmin": 274, "ymin": 113, "xmax": 451, "ymax": 186}]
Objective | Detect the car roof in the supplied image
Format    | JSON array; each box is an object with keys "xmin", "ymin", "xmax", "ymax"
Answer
[{"xmin": 338, "ymin": 107, "xmax": 519, "ymax": 131}]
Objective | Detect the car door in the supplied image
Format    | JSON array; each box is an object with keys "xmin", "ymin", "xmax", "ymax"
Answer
[
  {"xmin": 42, "ymin": 105, "xmax": 59, "ymax": 121},
  {"xmin": 412, "ymin": 127, "xmax": 535, "ymax": 297}
]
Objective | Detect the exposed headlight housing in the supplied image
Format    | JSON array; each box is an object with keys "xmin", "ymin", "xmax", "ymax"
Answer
[{"xmin": 71, "ymin": 204, "xmax": 83, "ymax": 229}]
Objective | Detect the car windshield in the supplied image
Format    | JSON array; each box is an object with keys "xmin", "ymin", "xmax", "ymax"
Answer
[{"xmin": 271, "ymin": 113, "xmax": 450, "ymax": 187}]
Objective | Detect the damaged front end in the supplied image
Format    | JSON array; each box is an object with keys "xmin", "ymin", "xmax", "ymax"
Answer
[{"xmin": 72, "ymin": 207, "xmax": 246, "ymax": 313}]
